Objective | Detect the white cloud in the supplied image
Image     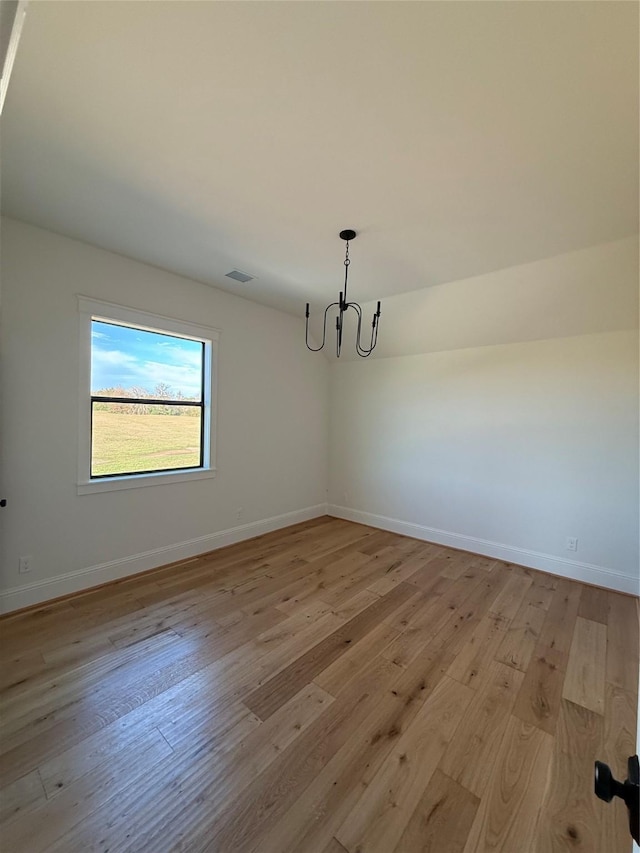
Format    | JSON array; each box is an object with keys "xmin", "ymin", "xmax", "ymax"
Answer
[
  {"xmin": 139, "ymin": 360, "xmax": 202, "ymax": 396},
  {"xmin": 92, "ymin": 347, "xmax": 201, "ymax": 396},
  {"xmin": 92, "ymin": 348, "xmax": 138, "ymax": 367},
  {"xmin": 153, "ymin": 343, "xmax": 203, "ymax": 369}
]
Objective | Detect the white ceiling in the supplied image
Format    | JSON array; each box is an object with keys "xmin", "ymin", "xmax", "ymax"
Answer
[{"xmin": 2, "ymin": 1, "xmax": 638, "ymax": 316}]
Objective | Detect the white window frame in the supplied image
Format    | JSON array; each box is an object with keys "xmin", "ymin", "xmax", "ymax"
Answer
[{"xmin": 77, "ymin": 296, "xmax": 219, "ymax": 495}]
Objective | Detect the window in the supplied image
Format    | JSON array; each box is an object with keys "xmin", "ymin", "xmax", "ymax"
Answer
[{"xmin": 78, "ymin": 297, "xmax": 219, "ymax": 494}]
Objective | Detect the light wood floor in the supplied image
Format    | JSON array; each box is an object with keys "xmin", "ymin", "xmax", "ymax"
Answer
[{"xmin": 0, "ymin": 517, "xmax": 637, "ymax": 853}]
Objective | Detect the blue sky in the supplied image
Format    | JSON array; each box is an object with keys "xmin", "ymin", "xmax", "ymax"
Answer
[{"xmin": 91, "ymin": 321, "xmax": 202, "ymax": 398}]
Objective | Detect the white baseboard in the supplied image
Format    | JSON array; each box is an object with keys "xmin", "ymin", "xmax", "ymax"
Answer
[
  {"xmin": 4, "ymin": 502, "xmax": 636, "ymax": 613},
  {"xmin": 0, "ymin": 504, "xmax": 328, "ymax": 614},
  {"xmin": 328, "ymin": 505, "xmax": 639, "ymax": 596}
]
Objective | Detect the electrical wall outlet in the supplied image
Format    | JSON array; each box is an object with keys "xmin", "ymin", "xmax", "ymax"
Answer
[
  {"xmin": 18, "ymin": 555, "xmax": 32, "ymax": 574},
  {"xmin": 565, "ymin": 537, "xmax": 578, "ymax": 552},
  {"xmin": 236, "ymin": 507, "xmax": 243, "ymax": 521}
]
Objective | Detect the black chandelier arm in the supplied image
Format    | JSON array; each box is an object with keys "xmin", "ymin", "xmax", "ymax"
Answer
[
  {"xmin": 343, "ymin": 243, "xmax": 350, "ymax": 305},
  {"xmin": 305, "ymin": 300, "xmax": 340, "ymax": 352},
  {"xmin": 356, "ymin": 313, "xmax": 377, "ymax": 357},
  {"xmin": 349, "ymin": 301, "xmax": 380, "ymax": 357},
  {"xmin": 366, "ymin": 301, "xmax": 382, "ymax": 354}
]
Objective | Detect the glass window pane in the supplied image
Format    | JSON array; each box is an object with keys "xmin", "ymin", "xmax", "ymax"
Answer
[
  {"xmin": 91, "ymin": 402, "xmax": 202, "ymax": 477},
  {"xmin": 91, "ymin": 320, "xmax": 203, "ymax": 402}
]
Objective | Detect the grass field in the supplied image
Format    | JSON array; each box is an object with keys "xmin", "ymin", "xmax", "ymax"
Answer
[{"xmin": 91, "ymin": 411, "xmax": 201, "ymax": 476}]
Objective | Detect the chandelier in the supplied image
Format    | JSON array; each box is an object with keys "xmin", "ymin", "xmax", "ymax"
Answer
[{"xmin": 305, "ymin": 230, "xmax": 381, "ymax": 358}]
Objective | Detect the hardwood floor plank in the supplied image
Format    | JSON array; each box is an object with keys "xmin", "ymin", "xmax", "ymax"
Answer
[
  {"xmin": 49, "ymin": 682, "xmax": 331, "ymax": 853},
  {"xmin": 271, "ymin": 551, "xmax": 371, "ymax": 613},
  {"xmin": 538, "ymin": 579, "xmax": 581, "ymax": 657},
  {"xmin": 407, "ymin": 564, "xmax": 454, "ymax": 593},
  {"xmin": 606, "ymin": 592, "xmax": 639, "ymax": 695},
  {"xmin": 383, "ymin": 587, "xmax": 432, "ymax": 631},
  {"xmin": 439, "ymin": 661, "xmax": 524, "ymax": 797},
  {"xmin": 467, "ymin": 555, "xmax": 500, "ymax": 573},
  {"xmin": 158, "ymin": 698, "xmax": 258, "ymax": 754},
  {"xmin": 440, "ymin": 552, "xmax": 474, "ymax": 580},
  {"xmin": 494, "ymin": 601, "xmax": 546, "ymax": 673},
  {"xmin": 535, "ymin": 698, "xmax": 603, "ymax": 853},
  {"xmin": 0, "ymin": 650, "xmax": 47, "ymax": 693},
  {"xmin": 355, "ymin": 530, "xmax": 405, "ymax": 555},
  {"xmin": 382, "ymin": 568, "xmax": 494, "ymax": 669},
  {"xmin": 429, "ymin": 567, "xmax": 512, "ymax": 658},
  {"xmin": 381, "ymin": 606, "xmax": 446, "ymax": 669},
  {"xmin": 463, "ymin": 715, "xmax": 554, "ymax": 852},
  {"xmin": 258, "ymin": 648, "xmax": 453, "ymax": 853},
  {"xmin": 0, "ymin": 602, "xmax": 79, "ymax": 655},
  {"xmin": 420, "ymin": 552, "xmax": 466, "ymax": 579},
  {"xmin": 325, "ymin": 588, "xmax": 381, "ymax": 622},
  {"xmin": 0, "ymin": 768, "xmax": 46, "ymax": 824},
  {"xmin": 319, "ymin": 546, "xmax": 412, "ymax": 607},
  {"xmin": 512, "ymin": 643, "xmax": 567, "ymax": 736},
  {"xmin": 44, "ymin": 715, "xmax": 258, "ymax": 853},
  {"xmin": 298, "ymin": 525, "xmax": 380, "ymax": 563},
  {"xmin": 0, "ymin": 628, "xmax": 184, "ymax": 742},
  {"xmin": 247, "ymin": 611, "xmax": 348, "ymax": 690},
  {"xmin": 197, "ymin": 658, "xmax": 402, "ymax": 853},
  {"xmin": 489, "ymin": 571, "xmax": 532, "ymax": 621},
  {"xmin": 562, "ymin": 616, "xmax": 606, "ymax": 714},
  {"xmin": 37, "ymin": 711, "xmax": 179, "ymax": 798},
  {"xmin": 243, "ymin": 582, "xmax": 414, "ymax": 720},
  {"xmin": 335, "ymin": 676, "xmax": 474, "ymax": 853},
  {"xmin": 523, "ymin": 572, "xmax": 558, "ymax": 611},
  {"xmin": 321, "ymin": 840, "xmax": 349, "ymax": 853},
  {"xmin": 273, "ymin": 549, "xmax": 380, "ymax": 615},
  {"xmin": 393, "ymin": 769, "xmax": 480, "ymax": 853},
  {"xmin": 446, "ymin": 612, "xmax": 509, "ymax": 688},
  {"xmin": 2, "ymin": 727, "xmax": 175, "ymax": 853},
  {"xmin": 254, "ymin": 599, "xmax": 339, "ymax": 647},
  {"xmin": 390, "ymin": 644, "xmax": 458, "ymax": 718},
  {"xmin": 0, "ymin": 626, "xmax": 178, "ymax": 720},
  {"xmin": 0, "ymin": 619, "xmax": 268, "ymax": 784},
  {"xmin": 366, "ymin": 554, "xmax": 432, "ymax": 596},
  {"xmin": 25, "ymin": 648, "xmax": 260, "ymax": 792},
  {"xmin": 313, "ymin": 619, "xmax": 399, "ymax": 696},
  {"xmin": 578, "ymin": 585, "xmax": 609, "ymax": 624}
]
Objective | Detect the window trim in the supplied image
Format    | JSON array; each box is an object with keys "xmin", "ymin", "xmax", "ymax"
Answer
[{"xmin": 77, "ymin": 296, "xmax": 219, "ymax": 495}]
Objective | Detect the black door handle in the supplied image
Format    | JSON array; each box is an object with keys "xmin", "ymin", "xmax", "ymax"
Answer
[{"xmin": 595, "ymin": 756, "xmax": 639, "ymax": 844}]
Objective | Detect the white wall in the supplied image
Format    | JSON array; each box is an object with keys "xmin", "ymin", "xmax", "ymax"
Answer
[
  {"xmin": 329, "ymin": 239, "xmax": 640, "ymax": 595},
  {"xmin": 0, "ymin": 219, "xmax": 329, "ymax": 611}
]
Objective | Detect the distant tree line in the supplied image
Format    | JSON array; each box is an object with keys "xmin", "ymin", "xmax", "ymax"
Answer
[{"xmin": 93, "ymin": 383, "xmax": 200, "ymax": 416}]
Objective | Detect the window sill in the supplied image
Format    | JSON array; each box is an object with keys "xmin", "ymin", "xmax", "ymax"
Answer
[{"xmin": 77, "ymin": 467, "xmax": 217, "ymax": 495}]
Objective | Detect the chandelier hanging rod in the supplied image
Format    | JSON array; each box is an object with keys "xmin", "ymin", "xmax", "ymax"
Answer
[{"xmin": 305, "ymin": 230, "xmax": 381, "ymax": 358}]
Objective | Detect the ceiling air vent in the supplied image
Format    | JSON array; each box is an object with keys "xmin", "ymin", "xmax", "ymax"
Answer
[{"xmin": 225, "ymin": 269, "xmax": 255, "ymax": 283}]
